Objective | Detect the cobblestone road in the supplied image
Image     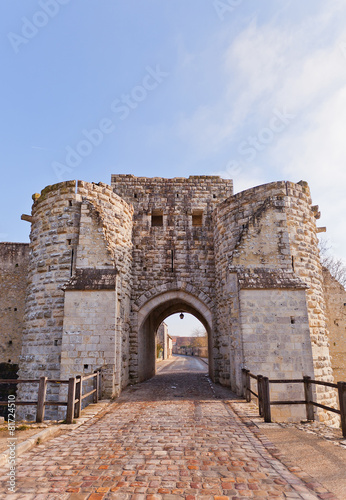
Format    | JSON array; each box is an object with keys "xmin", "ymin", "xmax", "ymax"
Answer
[{"xmin": 0, "ymin": 356, "xmax": 333, "ymax": 499}]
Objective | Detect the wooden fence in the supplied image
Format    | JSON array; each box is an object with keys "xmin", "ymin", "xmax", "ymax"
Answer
[
  {"xmin": 242, "ymin": 369, "xmax": 346, "ymax": 438},
  {"xmin": 0, "ymin": 369, "xmax": 101, "ymax": 424}
]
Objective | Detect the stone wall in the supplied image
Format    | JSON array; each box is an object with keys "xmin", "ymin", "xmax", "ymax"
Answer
[
  {"xmin": 323, "ymin": 268, "xmax": 346, "ymax": 383},
  {"xmin": 0, "ymin": 243, "xmax": 29, "ymax": 365},
  {"xmin": 240, "ymin": 288, "xmax": 314, "ymax": 422},
  {"xmin": 11, "ymin": 174, "xmax": 341, "ymax": 425},
  {"xmin": 111, "ymin": 175, "xmax": 233, "ymax": 384}
]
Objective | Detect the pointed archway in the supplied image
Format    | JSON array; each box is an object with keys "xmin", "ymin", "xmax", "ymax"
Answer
[{"xmin": 135, "ymin": 290, "xmax": 214, "ymax": 383}]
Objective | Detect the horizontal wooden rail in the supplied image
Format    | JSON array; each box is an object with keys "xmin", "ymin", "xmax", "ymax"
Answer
[
  {"xmin": 0, "ymin": 379, "xmax": 40, "ymax": 384},
  {"xmin": 312, "ymin": 401, "xmax": 341, "ymax": 415},
  {"xmin": 269, "ymin": 379, "xmax": 304, "ymax": 384},
  {"xmin": 0, "ymin": 401, "xmax": 38, "ymax": 406},
  {"xmin": 242, "ymin": 369, "xmax": 346, "ymax": 437},
  {"xmin": 271, "ymin": 400, "xmax": 306, "ymax": 405},
  {"xmin": 0, "ymin": 369, "xmax": 102, "ymax": 424},
  {"xmin": 311, "ymin": 380, "xmax": 338, "ymax": 389}
]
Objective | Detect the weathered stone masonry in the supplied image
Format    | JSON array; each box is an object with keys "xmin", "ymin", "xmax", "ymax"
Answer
[
  {"xmin": 2, "ymin": 175, "xmax": 342, "ymax": 423},
  {"xmin": 0, "ymin": 243, "xmax": 29, "ymax": 365}
]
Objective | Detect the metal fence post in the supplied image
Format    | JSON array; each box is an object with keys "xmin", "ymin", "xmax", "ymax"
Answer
[
  {"xmin": 262, "ymin": 377, "xmax": 271, "ymax": 423},
  {"xmin": 66, "ymin": 377, "xmax": 76, "ymax": 424},
  {"xmin": 303, "ymin": 375, "xmax": 314, "ymax": 421},
  {"xmin": 36, "ymin": 376, "xmax": 47, "ymax": 423},
  {"xmin": 337, "ymin": 381, "xmax": 346, "ymax": 438}
]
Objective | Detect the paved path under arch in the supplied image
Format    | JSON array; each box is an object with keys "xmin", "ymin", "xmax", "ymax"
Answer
[{"xmin": 0, "ymin": 356, "xmax": 336, "ymax": 499}]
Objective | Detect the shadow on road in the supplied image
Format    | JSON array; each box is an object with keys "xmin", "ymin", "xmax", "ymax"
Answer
[{"xmin": 117, "ymin": 370, "xmax": 239, "ymax": 403}]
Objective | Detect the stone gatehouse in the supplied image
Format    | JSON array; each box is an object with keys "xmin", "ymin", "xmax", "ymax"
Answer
[{"xmin": 6, "ymin": 175, "xmax": 339, "ymax": 422}]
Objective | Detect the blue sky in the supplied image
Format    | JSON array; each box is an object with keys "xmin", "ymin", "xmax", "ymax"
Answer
[{"xmin": 1, "ymin": 1, "xmax": 346, "ymax": 333}]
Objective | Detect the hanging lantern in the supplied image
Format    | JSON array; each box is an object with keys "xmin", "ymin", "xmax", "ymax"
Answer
[{"xmin": 179, "ymin": 313, "xmax": 184, "ymax": 319}]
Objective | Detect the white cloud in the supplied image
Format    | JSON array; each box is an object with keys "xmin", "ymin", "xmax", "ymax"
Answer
[{"xmin": 201, "ymin": 1, "xmax": 346, "ymax": 259}]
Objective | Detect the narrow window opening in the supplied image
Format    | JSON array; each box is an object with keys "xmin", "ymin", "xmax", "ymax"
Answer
[
  {"xmin": 213, "ymin": 194, "xmax": 216, "ymax": 199},
  {"xmin": 192, "ymin": 210, "xmax": 203, "ymax": 227},
  {"xmin": 14, "ymin": 307, "xmax": 17, "ymax": 312},
  {"xmin": 290, "ymin": 316, "xmax": 295, "ymax": 324},
  {"xmin": 69, "ymin": 200, "xmax": 73, "ymax": 206},
  {"xmin": 176, "ymin": 193, "xmax": 179, "ymax": 198},
  {"xmin": 84, "ymin": 364, "xmax": 89, "ymax": 370},
  {"xmin": 292, "ymin": 255, "xmax": 295, "ymax": 271},
  {"xmin": 134, "ymin": 193, "xmax": 137, "ymax": 198},
  {"xmin": 8, "ymin": 340, "xmax": 12, "ymax": 345},
  {"xmin": 70, "ymin": 248, "xmax": 74, "ymax": 276},
  {"xmin": 54, "ymin": 339, "xmax": 58, "ymax": 346},
  {"xmin": 151, "ymin": 210, "xmax": 163, "ymax": 227},
  {"xmin": 67, "ymin": 239, "xmax": 72, "ymax": 245}
]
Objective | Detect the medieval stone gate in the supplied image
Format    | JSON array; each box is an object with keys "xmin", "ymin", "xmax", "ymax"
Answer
[{"xmin": 17, "ymin": 175, "xmax": 336, "ymax": 422}]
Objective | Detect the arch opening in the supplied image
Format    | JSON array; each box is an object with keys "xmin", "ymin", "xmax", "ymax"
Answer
[
  {"xmin": 163, "ymin": 312, "xmax": 208, "ymax": 360},
  {"xmin": 136, "ymin": 291, "xmax": 214, "ymax": 383}
]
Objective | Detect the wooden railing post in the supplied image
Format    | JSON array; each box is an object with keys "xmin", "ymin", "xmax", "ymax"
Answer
[
  {"xmin": 262, "ymin": 377, "xmax": 271, "ymax": 423},
  {"xmin": 337, "ymin": 381, "xmax": 346, "ymax": 438},
  {"xmin": 257, "ymin": 375, "xmax": 263, "ymax": 417},
  {"xmin": 74, "ymin": 375, "xmax": 82, "ymax": 418},
  {"xmin": 93, "ymin": 371, "xmax": 99, "ymax": 403},
  {"xmin": 98, "ymin": 368, "xmax": 102, "ymax": 399},
  {"xmin": 304, "ymin": 376, "xmax": 314, "ymax": 421},
  {"xmin": 36, "ymin": 376, "xmax": 47, "ymax": 423},
  {"xmin": 246, "ymin": 370, "xmax": 251, "ymax": 402},
  {"xmin": 66, "ymin": 377, "xmax": 76, "ymax": 424},
  {"xmin": 242, "ymin": 369, "xmax": 247, "ymax": 398}
]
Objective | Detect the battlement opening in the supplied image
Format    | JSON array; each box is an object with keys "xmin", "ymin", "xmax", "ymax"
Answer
[{"xmin": 151, "ymin": 210, "xmax": 163, "ymax": 227}]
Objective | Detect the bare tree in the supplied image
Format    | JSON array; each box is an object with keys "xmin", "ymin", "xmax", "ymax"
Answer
[
  {"xmin": 191, "ymin": 327, "xmax": 208, "ymax": 348},
  {"xmin": 319, "ymin": 237, "xmax": 346, "ymax": 288}
]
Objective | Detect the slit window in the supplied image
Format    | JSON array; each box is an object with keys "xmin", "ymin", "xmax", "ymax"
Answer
[
  {"xmin": 192, "ymin": 210, "xmax": 203, "ymax": 227},
  {"xmin": 151, "ymin": 210, "xmax": 163, "ymax": 227}
]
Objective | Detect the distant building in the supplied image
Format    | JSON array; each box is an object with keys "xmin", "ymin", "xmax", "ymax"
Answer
[{"xmin": 156, "ymin": 322, "xmax": 172, "ymax": 360}]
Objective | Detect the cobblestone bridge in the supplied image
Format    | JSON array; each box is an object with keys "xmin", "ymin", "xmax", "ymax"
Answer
[{"xmin": 0, "ymin": 356, "xmax": 338, "ymax": 499}]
